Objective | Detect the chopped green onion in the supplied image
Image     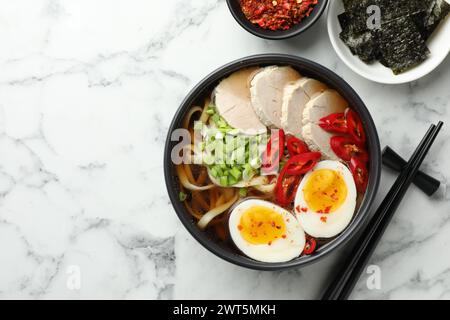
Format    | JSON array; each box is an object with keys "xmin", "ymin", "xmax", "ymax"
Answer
[
  {"xmin": 220, "ymin": 176, "xmax": 228, "ymax": 186},
  {"xmin": 210, "ymin": 167, "xmax": 218, "ymax": 177},
  {"xmin": 215, "ymin": 166, "xmax": 223, "ymax": 177},
  {"xmin": 211, "ymin": 114, "xmax": 220, "ymax": 123},
  {"xmin": 203, "ymin": 154, "xmax": 215, "ymax": 165},
  {"xmin": 179, "ymin": 191, "xmax": 187, "ymax": 202},
  {"xmin": 228, "ymin": 176, "xmax": 238, "ymax": 186},
  {"xmin": 230, "ymin": 167, "xmax": 242, "ymax": 180},
  {"xmin": 239, "ymin": 188, "xmax": 248, "ymax": 197}
]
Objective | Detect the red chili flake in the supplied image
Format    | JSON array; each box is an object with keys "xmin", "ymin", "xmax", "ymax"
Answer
[
  {"xmin": 240, "ymin": 0, "xmax": 319, "ymax": 31},
  {"xmin": 295, "ymin": 205, "xmax": 301, "ymax": 213},
  {"xmin": 301, "ymin": 207, "xmax": 308, "ymax": 213},
  {"xmin": 268, "ymin": 241, "xmax": 273, "ymax": 246},
  {"xmin": 320, "ymin": 216, "xmax": 328, "ymax": 223},
  {"xmin": 282, "ymin": 234, "xmax": 287, "ymax": 239},
  {"xmin": 238, "ymin": 225, "xmax": 243, "ymax": 231},
  {"xmin": 324, "ymin": 206, "xmax": 332, "ymax": 214}
]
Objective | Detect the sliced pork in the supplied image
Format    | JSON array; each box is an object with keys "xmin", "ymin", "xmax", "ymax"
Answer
[
  {"xmin": 214, "ymin": 67, "xmax": 267, "ymax": 135},
  {"xmin": 281, "ymin": 78, "xmax": 328, "ymax": 137},
  {"xmin": 302, "ymin": 90, "xmax": 348, "ymax": 160},
  {"xmin": 250, "ymin": 66, "xmax": 302, "ymax": 129}
]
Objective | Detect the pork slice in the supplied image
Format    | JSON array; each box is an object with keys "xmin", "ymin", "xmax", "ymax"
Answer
[
  {"xmin": 281, "ymin": 78, "xmax": 328, "ymax": 138},
  {"xmin": 250, "ymin": 66, "xmax": 302, "ymax": 129},
  {"xmin": 302, "ymin": 89, "xmax": 348, "ymax": 125},
  {"xmin": 298, "ymin": 78, "xmax": 328, "ymax": 98},
  {"xmin": 281, "ymin": 81, "xmax": 309, "ymax": 137},
  {"xmin": 214, "ymin": 67, "xmax": 267, "ymax": 135},
  {"xmin": 302, "ymin": 90, "xmax": 349, "ymax": 160}
]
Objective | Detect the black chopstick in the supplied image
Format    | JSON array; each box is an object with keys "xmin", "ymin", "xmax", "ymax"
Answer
[
  {"xmin": 322, "ymin": 122, "xmax": 444, "ymax": 300},
  {"xmin": 382, "ymin": 146, "xmax": 441, "ymax": 196}
]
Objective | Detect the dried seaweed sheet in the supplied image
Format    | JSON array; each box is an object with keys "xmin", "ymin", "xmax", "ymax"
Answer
[
  {"xmin": 422, "ymin": 0, "xmax": 450, "ymax": 40},
  {"xmin": 375, "ymin": 17, "xmax": 430, "ymax": 75},
  {"xmin": 340, "ymin": 0, "xmax": 427, "ymax": 32},
  {"xmin": 340, "ymin": 29, "xmax": 379, "ymax": 63},
  {"xmin": 342, "ymin": 0, "xmax": 367, "ymax": 11}
]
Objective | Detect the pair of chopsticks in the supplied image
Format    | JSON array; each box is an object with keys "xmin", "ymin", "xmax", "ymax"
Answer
[{"xmin": 322, "ymin": 121, "xmax": 444, "ymax": 300}]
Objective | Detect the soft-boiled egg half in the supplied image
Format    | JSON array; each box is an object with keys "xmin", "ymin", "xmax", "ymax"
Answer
[
  {"xmin": 229, "ymin": 199, "xmax": 306, "ymax": 263},
  {"xmin": 295, "ymin": 160, "xmax": 357, "ymax": 238}
]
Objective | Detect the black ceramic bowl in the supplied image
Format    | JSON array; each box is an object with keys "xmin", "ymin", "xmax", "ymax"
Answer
[
  {"xmin": 164, "ymin": 54, "xmax": 381, "ymax": 271},
  {"xmin": 226, "ymin": 0, "xmax": 329, "ymax": 40}
]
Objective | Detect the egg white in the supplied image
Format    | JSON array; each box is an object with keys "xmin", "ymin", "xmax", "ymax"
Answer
[
  {"xmin": 295, "ymin": 160, "xmax": 357, "ymax": 238},
  {"xmin": 229, "ymin": 199, "xmax": 306, "ymax": 263}
]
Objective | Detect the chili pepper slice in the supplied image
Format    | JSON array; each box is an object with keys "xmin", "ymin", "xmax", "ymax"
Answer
[
  {"xmin": 275, "ymin": 164, "xmax": 301, "ymax": 207},
  {"xmin": 330, "ymin": 136, "xmax": 369, "ymax": 163},
  {"xmin": 285, "ymin": 152, "xmax": 322, "ymax": 176},
  {"xmin": 302, "ymin": 236, "xmax": 317, "ymax": 255},
  {"xmin": 319, "ymin": 112, "xmax": 348, "ymax": 134},
  {"xmin": 286, "ymin": 136, "xmax": 309, "ymax": 157},
  {"xmin": 350, "ymin": 157, "xmax": 369, "ymax": 193},
  {"xmin": 262, "ymin": 129, "xmax": 285, "ymax": 173},
  {"xmin": 345, "ymin": 109, "xmax": 366, "ymax": 146}
]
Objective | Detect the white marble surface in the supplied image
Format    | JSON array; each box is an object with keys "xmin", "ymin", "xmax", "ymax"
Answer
[{"xmin": 0, "ymin": 0, "xmax": 449, "ymax": 300}]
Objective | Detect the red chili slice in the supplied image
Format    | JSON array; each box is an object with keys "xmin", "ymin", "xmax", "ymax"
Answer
[
  {"xmin": 345, "ymin": 109, "xmax": 366, "ymax": 146},
  {"xmin": 302, "ymin": 236, "xmax": 317, "ymax": 255},
  {"xmin": 275, "ymin": 164, "xmax": 301, "ymax": 207},
  {"xmin": 285, "ymin": 152, "xmax": 322, "ymax": 176},
  {"xmin": 319, "ymin": 112, "xmax": 348, "ymax": 134},
  {"xmin": 262, "ymin": 129, "xmax": 285, "ymax": 173},
  {"xmin": 286, "ymin": 136, "xmax": 309, "ymax": 157},
  {"xmin": 330, "ymin": 136, "xmax": 369, "ymax": 163},
  {"xmin": 350, "ymin": 157, "xmax": 369, "ymax": 193}
]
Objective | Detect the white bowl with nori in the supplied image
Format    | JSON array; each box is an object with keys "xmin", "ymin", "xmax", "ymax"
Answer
[{"xmin": 327, "ymin": 0, "xmax": 450, "ymax": 84}]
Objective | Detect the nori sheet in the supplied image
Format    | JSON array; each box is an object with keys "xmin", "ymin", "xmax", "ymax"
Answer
[
  {"xmin": 340, "ymin": 28, "xmax": 379, "ymax": 63},
  {"xmin": 375, "ymin": 17, "xmax": 430, "ymax": 75},
  {"xmin": 422, "ymin": 0, "xmax": 450, "ymax": 40}
]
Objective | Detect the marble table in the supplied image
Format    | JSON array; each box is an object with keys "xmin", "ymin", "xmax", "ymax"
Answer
[{"xmin": 0, "ymin": 0, "xmax": 449, "ymax": 300}]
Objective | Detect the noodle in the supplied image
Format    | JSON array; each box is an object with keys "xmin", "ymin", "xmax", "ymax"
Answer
[
  {"xmin": 183, "ymin": 164, "xmax": 196, "ymax": 184},
  {"xmin": 196, "ymin": 168, "xmax": 208, "ymax": 185},
  {"xmin": 182, "ymin": 106, "xmax": 202, "ymax": 129},
  {"xmin": 192, "ymin": 191, "xmax": 210, "ymax": 212},
  {"xmin": 177, "ymin": 165, "xmax": 214, "ymax": 191},
  {"xmin": 198, "ymin": 193, "xmax": 239, "ymax": 230},
  {"xmin": 216, "ymin": 194, "xmax": 225, "ymax": 206},
  {"xmin": 184, "ymin": 202, "xmax": 203, "ymax": 220}
]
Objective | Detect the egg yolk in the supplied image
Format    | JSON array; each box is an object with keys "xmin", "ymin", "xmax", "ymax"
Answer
[
  {"xmin": 303, "ymin": 169, "xmax": 347, "ymax": 214},
  {"xmin": 238, "ymin": 206, "xmax": 286, "ymax": 245}
]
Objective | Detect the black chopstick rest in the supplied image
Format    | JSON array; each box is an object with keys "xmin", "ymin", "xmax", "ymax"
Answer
[{"xmin": 382, "ymin": 146, "xmax": 441, "ymax": 196}]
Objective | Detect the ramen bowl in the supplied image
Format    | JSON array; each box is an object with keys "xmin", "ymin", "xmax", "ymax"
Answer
[{"xmin": 164, "ymin": 54, "xmax": 381, "ymax": 270}]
